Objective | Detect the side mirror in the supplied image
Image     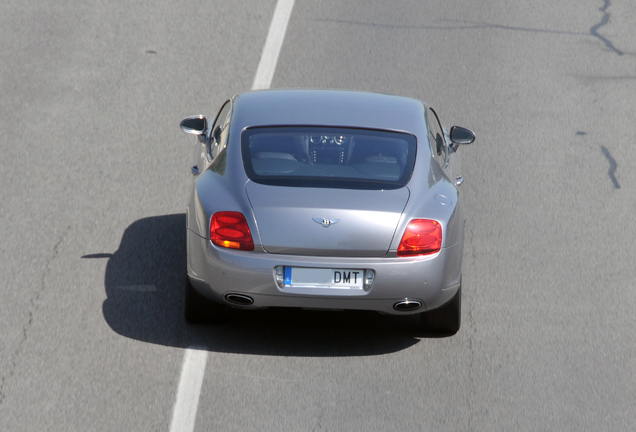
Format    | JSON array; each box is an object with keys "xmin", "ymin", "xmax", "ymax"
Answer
[
  {"xmin": 180, "ymin": 115, "xmax": 207, "ymax": 136},
  {"xmin": 449, "ymin": 126, "xmax": 475, "ymax": 145}
]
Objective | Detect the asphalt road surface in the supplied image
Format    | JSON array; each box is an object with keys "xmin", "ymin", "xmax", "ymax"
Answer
[{"xmin": 2, "ymin": 0, "xmax": 635, "ymax": 430}]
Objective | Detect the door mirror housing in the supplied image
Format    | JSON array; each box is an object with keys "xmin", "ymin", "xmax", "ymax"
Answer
[
  {"xmin": 449, "ymin": 126, "xmax": 475, "ymax": 152},
  {"xmin": 180, "ymin": 115, "xmax": 207, "ymax": 136},
  {"xmin": 449, "ymin": 126, "xmax": 475, "ymax": 145}
]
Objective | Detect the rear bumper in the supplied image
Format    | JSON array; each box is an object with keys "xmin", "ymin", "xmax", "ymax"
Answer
[{"xmin": 187, "ymin": 229, "xmax": 463, "ymax": 315}]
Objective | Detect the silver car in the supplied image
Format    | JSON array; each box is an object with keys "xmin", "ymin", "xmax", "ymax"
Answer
[{"xmin": 180, "ymin": 89, "xmax": 474, "ymax": 333}]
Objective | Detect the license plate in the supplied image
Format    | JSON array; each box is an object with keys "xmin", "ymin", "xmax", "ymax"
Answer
[{"xmin": 284, "ymin": 267, "xmax": 364, "ymax": 289}]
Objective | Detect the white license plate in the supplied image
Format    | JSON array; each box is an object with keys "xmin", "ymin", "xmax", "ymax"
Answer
[{"xmin": 284, "ymin": 267, "xmax": 364, "ymax": 289}]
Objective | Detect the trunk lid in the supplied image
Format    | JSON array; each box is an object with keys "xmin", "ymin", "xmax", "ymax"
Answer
[{"xmin": 245, "ymin": 182, "xmax": 409, "ymax": 257}]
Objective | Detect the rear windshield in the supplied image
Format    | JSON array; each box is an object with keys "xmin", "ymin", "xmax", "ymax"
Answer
[{"xmin": 241, "ymin": 126, "xmax": 416, "ymax": 190}]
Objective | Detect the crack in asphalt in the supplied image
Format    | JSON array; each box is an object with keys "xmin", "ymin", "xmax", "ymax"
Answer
[
  {"xmin": 0, "ymin": 226, "xmax": 70, "ymax": 405},
  {"xmin": 601, "ymin": 145, "xmax": 620, "ymax": 189},
  {"xmin": 306, "ymin": 17, "xmax": 586, "ymax": 36},
  {"xmin": 591, "ymin": 0, "xmax": 623, "ymax": 56}
]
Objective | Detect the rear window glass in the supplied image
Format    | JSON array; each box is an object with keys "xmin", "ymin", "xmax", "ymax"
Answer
[{"xmin": 241, "ymin": 126, "xmax": 416, "ymax": 190}]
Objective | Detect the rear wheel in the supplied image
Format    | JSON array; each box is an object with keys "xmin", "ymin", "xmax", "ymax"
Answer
[
  {"xmin": 419, "ymin": 285, "xmax": 461, "ymax": 335},
  {"xmin": 184, "ymin": 276, "xmax": 227, "ymax": 323}
]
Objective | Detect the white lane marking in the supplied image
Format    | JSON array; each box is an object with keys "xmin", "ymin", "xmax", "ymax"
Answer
[
  {"xmin": 169, "ymin": 1, "xmax": 295, "ymax": 431},
  {"xmin": 251, "ymin": 0, "xmax": 296, "ymax": 90},
  {"xmin": 169, "ymin": 349, "xmax": 208, "ymax": 432}
]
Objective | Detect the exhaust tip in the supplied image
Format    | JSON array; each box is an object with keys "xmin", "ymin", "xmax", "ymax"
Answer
[
  {"xmin": 225, "ymin": 293, "xmax": 254, "ymax": 306},
  {"xmin": 393, "ymin": 300, "xmax": 422, "ymax": 312}
]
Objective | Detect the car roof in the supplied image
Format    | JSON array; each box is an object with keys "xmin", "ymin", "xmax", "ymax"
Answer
[{"xmin": 230, "ymin": 89, "xmax": 427, "ymax": 134}]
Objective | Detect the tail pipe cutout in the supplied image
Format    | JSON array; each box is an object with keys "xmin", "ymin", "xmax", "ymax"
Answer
[
  {"xmin": 393, "ymin": 299, "xmax": 422, "ymax": 312},
  {"xmin": 225, "ymin": 293, "xmax": 254, "ymax": 306}
]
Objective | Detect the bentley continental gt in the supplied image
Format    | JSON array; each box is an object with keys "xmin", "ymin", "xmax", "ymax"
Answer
[{"xmin": 180, "ymin": 89, "xmax": 475, "ymax": 334}]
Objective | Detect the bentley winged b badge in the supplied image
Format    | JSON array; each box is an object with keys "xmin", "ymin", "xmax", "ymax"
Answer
[{"xmin": 313, "ymin": 217, "xmax": 340, "ymax": 228}]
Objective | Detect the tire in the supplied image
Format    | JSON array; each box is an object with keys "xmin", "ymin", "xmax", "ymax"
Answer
[
  {"xmin": 184, "ymin": 276, "xmax": 227, "ymax": 323},
  {"xmin": 419, "ymin": 285, "xmax": 461, "ymax": 335}
]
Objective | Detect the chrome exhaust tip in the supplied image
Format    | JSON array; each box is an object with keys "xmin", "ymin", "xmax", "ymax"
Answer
[
  {"xmin": 225, "ymin": 294, "xmax": 254, "ymax": 306},
  {"xmin": 393, "ymin": 300, "xmax": 423, "ymax": 312}
]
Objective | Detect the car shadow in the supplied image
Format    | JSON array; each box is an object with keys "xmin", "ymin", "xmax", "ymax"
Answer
[{"xmin": 91, "ymin": 214, "xmax": 449, "ymax": 357}]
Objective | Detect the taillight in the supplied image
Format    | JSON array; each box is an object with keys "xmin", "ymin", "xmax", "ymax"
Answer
[
  {"xmin": 397, "ymin": 219, "xmax": 442, "ymax": 257},
  {"xmin": 210, "ymin": 212, "xmax": 254, "ymax": 251}
]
